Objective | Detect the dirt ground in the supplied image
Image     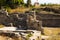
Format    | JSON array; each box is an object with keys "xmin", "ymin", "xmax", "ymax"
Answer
[
  {"xmin": 43, "ymin": 27, "xmax": 60, "ymax": 35},
  {"xmin": 0, "ymin": 35, "xmax": 22, "ymax": 40}
]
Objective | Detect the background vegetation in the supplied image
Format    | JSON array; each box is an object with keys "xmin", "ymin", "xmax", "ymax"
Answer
[{"xmin": 0, "ymin": 0, "xmax": 60, "ymax": 9}]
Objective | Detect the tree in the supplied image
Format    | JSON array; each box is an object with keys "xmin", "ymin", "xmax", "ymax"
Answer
[
  {"xmin": 9, "ymin": 0, "xmax": 24, "ymax": 5},
  {"xmin": 0, "ymin": 0, "xmax": 25, "ymax": 9},
  {"xmin": 6, "ymin": 0, "xmax": 24, "ymax": 8},
  {"xmin": 17, "ymin": 0, "xmax": 24, "ymax": 5},
  {"xmin": 0, "ymin": 0, "xmax": 6, "ymax": 8},
  {"xmin": 27, "ymin": 0, "xmax": 31, "ymax": 7}
]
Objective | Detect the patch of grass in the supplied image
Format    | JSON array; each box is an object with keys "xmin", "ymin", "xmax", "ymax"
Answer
[
  {"xmin": 0, "ymin": 24, "xmax": 5, "ymax": 28},
  {"xmin": 5, "ymin": 7, "xmax": 30, "ymax": 13},
  {"xmin": 48, "ymin": 35, "xmax": 60, "ymax": 40},
  {"xmin": 43, "ymin": 27, "xmax": 60, "ymax": 35},
  {"xmin": 26, "ymin": 33, "xmax": 33, "ymax": 40}
]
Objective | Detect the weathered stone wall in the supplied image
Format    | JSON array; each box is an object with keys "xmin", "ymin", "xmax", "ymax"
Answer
[
  {"xmin": 37, "ymin": 13, "xmax": 60, "ymax": 27},
  {"xmin": 42, "ymin": 19, "xmax": 60, "ymax": 27}
]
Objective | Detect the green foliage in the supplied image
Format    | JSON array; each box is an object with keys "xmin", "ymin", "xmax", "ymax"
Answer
[
  {"xmin": 10, "ymin": 0, "xmax": 24, "ymax": 5},
  {"xmin": 27, "ymin": 0, "xmax": 31, "ymax": 7},
  {"xmin": 5, "ymin": 6, "xmax": 11, "ymax": 13},
  {"xmin": 40, "ymin": 3, "xmax": 46, "ymax": 6},
  {"xmin": 26, "ymin": 33, "xmax": 33, "ymax": 40},
  {"xmin": 0, "ymin": 0, "xmax": 24, "ymax": 9},
  {"xmin": 41, "ymin": 3, "xmax": 60, "ymax": 6},
  {"xmin": 0, "ymin": 0, "xmax": 6, "ymax": 9},
  {"xmin": 27, "ymin": 33, "xmax": 33, "ymax": 37},
  {"xmin": 0, "ymin": 0, "xmax": 6, "ymax": 5}
]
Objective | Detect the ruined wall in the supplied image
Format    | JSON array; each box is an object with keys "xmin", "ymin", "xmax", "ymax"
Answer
[
  {"xmin": 42, "ymin": 19, "xmax": 60, "ymax": 27},
  {"xmin": 37, "ymin": 13, "xmax": 60, "ymax": 27}
]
